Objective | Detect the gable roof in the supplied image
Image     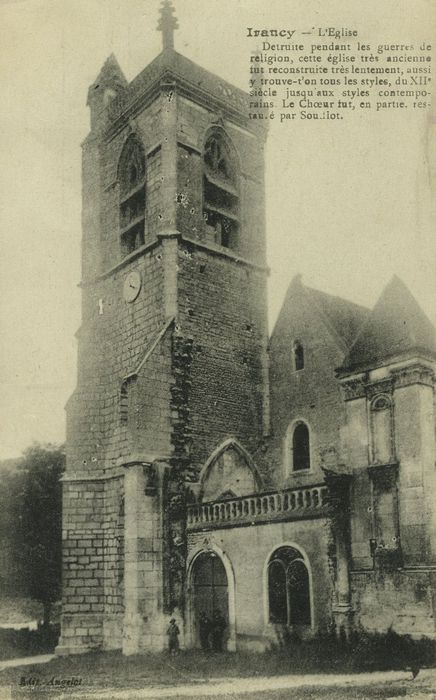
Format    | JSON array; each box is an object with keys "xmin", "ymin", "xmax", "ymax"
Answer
[
  {"xmin": 305, "ymin": 285, "xmax": 370, "ymax": 349},
  {"xmin": 272, "ymin": 275, "xmax": 370, "ymax": 351},
  {"xmin": 340, "ymin": 276, "xmax": 436, "ymax": 372}
]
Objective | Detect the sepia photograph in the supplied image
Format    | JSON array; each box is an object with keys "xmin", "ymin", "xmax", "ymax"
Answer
[{"xmin": 0, "ymin": 0, "xmax": 435, "ymax": 697}]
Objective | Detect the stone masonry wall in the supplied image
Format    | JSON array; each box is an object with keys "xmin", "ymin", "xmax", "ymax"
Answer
[
  {"xmin": 351, "ymin": 569, "xmax": 435, "ymax": 637},
  {"xmin": 130, "ymin": 328, "xmax": 174, "ymax": 459},
  {"xmin": 177, "ymin": 242, "xmax": 268, "ymax": 476},
  {"xmin": 102, "ymin": 475, "xmax": 124, "ymax": 650},
  {"xmin": 267, "ymin": 280, "xmax": 347, "ymax": 489},
  {"xmin": 187, "ymin": 517, "xmax": 332, "ymax": 650},
  {"xmin": 58, "ymin": 479, "xmax": 105, "ymax": 654},
  {"xmin": 63, "ymin": 120, "xmax": 170, "ymax": 652},
  {"xmin": 171, "ymin": 94, "xmax": 269, "ymax": 479},
  {"xmin": 68, "ymin": 246, "xmax": 165, "ymax": 474}
]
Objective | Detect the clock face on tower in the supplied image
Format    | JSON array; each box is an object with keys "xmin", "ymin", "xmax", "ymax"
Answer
[{"xmin": 123, "ymin": 271, "xmax": 142, "ymax": 303}]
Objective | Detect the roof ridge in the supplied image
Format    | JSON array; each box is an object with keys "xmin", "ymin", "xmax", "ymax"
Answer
[{"xmin": 340, "ymin": 276, "xmax": 436, "ymax": 371}]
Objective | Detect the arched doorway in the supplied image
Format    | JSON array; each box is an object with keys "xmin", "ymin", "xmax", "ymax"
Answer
[{"xmin": 191, "ymin": 551, "xmax": 229, "ymax": 649}]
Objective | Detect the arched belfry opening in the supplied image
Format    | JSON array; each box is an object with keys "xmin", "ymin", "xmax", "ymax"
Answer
[
  {"xmin": 203, "ymin": 129, "xmax": 239, "ymax": 250},
  {"xmin": 118, "ymin": 135, "xmax": 146, "ymax": 257}
]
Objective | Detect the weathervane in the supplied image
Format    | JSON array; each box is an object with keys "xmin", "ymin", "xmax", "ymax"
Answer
[{"xmin": 157, "ymin": 0, "xmax": 179, "ymax": 51}]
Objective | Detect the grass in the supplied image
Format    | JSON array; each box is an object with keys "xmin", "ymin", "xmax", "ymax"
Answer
[
  {"xmin": 0, "ymin": 641, "xmax": 434, "ymax": 687},
  {"xmin": 0, "ymin": 631, "xmax": 434, "ymax": 698},
  {"xmin": 1, "ymin": 658, "xmax": 434, "ymax": 700}
]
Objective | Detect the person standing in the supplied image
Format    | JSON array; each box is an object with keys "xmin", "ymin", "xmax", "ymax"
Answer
[
  {"xmin": 211, "ymin": 610, "xmax": 226, "ymax": 652},
  {"xmin": 167, "ymin": 618, "xmax": 180, "ymax": 655},
  {"xmin": 198, "ymin": 611, "xmax": 211, "ymax": 651}
]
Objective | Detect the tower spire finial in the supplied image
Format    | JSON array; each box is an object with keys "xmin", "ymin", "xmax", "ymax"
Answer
[{"xmin": 157, "ymin": 0, "xmax": 179, "ymax": 51}]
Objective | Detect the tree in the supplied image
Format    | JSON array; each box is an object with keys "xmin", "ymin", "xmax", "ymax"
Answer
[
  {"xmin": 13, "ymin": 444, "xmax": 65, "ymax": 626},
  {"xmin": 0, "ymin": 460, "xmax": 24, "ymax": 593}
]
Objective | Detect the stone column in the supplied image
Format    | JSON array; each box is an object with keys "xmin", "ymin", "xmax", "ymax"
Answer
[
  {"xmin": 324, "ymin": 470, "xmax": 353, "ymax": 638},
  {"xmin": 332, "ymin": 526, "xmax": 353, "ymax": 639},
  {"xmin": 340, "ymin": 377, "xmax": 374, "ymax": 571},
  {"xmin": 393, "ymin": 365, "xmax": 436, "ymax": 567},
  {"xmin": 159, "ymin": 80, "xmax": 178, "ymax": 234},
  {"xmin": 122, "ymin": 459, "xmax": 170, "ymax": 654}
]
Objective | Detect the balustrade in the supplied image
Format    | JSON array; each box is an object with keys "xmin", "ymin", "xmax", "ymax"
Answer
[{"xmin": 186, "ymin": 484, "xmax": 328, "ymax": 528}]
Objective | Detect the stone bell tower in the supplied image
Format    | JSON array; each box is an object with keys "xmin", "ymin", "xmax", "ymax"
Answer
[{"xmin": 57, "ymin": 1, "xmax": 269, "ymax": 655}]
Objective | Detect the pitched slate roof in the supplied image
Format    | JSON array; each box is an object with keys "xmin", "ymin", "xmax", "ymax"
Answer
[
  {"xmin": 91, "ymin": 48, "xmax": 258, "ymax": 134},
  {"xmin": 305, "ymin": 286, "xmax": 370, "ymax": 349},
  {"xmin": 129, "ymin": 50, "xmax": 251, "ymax": 116},
  {"xmin": 341, "ymin": 275, "xmax": 436, "ymax": 371}
]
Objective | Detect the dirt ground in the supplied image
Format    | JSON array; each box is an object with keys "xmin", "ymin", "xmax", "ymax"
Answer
[{"xmin": 0, "ymin": 650, "xmax": 435, "ymax": 700}]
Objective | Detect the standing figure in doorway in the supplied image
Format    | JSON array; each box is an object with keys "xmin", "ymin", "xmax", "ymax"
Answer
[
  {"xmin": 211, "ymin": 610, "xmax": 226, "ymax": 652},
  {"xmin": 198, "ymin": 611, "xmax": 211, "ymax": 651}
]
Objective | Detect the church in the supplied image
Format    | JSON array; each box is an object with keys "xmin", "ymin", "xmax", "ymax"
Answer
[{"xmin": 57, "ymin": 1, "xmax": 436, "ymax": 655}]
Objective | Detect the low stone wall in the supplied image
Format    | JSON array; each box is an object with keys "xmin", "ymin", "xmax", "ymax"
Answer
[{"xmin": 351, "ymin": 568, "xmax": 436, "ymax": 638}]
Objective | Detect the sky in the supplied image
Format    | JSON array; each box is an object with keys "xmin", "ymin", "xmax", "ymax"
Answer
[{"xmin": 0, "ymin": 0, "xmax": 435, "ymax": 459}]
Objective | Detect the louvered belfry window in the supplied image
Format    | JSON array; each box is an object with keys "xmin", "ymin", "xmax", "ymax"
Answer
[{"xmin": 203, "ymin": 132, "xmax": 239, "ymax": 250}]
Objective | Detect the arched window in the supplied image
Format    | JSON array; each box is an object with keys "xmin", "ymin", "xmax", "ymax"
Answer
[
  {"xmin": 268, "ymin": 547, "xmax": 311, "ymax": 626},
  {"xmin": 371, "ymin": 395, "xmax": 393, "ymax": 464},
  {"xmin": 118, "ymin": 136, "xmax": 146, "ymax": 257},
  {"xmin": 293, "ymin": 341, "xmax": 304, "ymax": 371},
  {"xmin": 203, "ymin": 131, "xmax": 239, "ymax": 250},
  {"xmin": 292, "ymin": 422, "xmax": 310, "ymax": 471}
]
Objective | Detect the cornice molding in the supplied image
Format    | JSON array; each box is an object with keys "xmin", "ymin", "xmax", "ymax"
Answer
[
  {"xmin": 392, "ymin": 363, "xmax": 434, "ymax": 389},
  {"xmin": 340, "ymin": 377, "xmax": 367, "ymax": 401}
]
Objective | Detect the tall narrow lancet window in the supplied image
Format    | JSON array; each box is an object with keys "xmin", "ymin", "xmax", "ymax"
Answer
[
  {"xmin": 293, "ymin": 341, "xmax": 304, "ymax": 371},
  {"xmin": 371, "ymin": 395, "xmax": 393, "ymax": 464},
  {"xmin": 203, "ymin": 131, "xmax": 239, "ymax": 250},
  {"xmin": 268, "ymin": 547, "xmax": 311, "ymax": 626},
  {"xmin": 118, "ymin": 136, "xmax": 146, "ymax": 257},
  {"xmin": 292, "ymin": 422, "xmax": 311, "ymax": 471}
]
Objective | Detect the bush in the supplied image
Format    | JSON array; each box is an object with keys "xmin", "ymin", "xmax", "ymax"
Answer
[
  {"xmin": 269, "ymin": 626, "xmax": 436, "ymax": 674},
  {"xmin": 0, "ymin": 624, "xmax": 60, "ymax": 661},
  {"xmin": 348, "ymin": 628, "xmax": 435, "ymax": 671}
]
